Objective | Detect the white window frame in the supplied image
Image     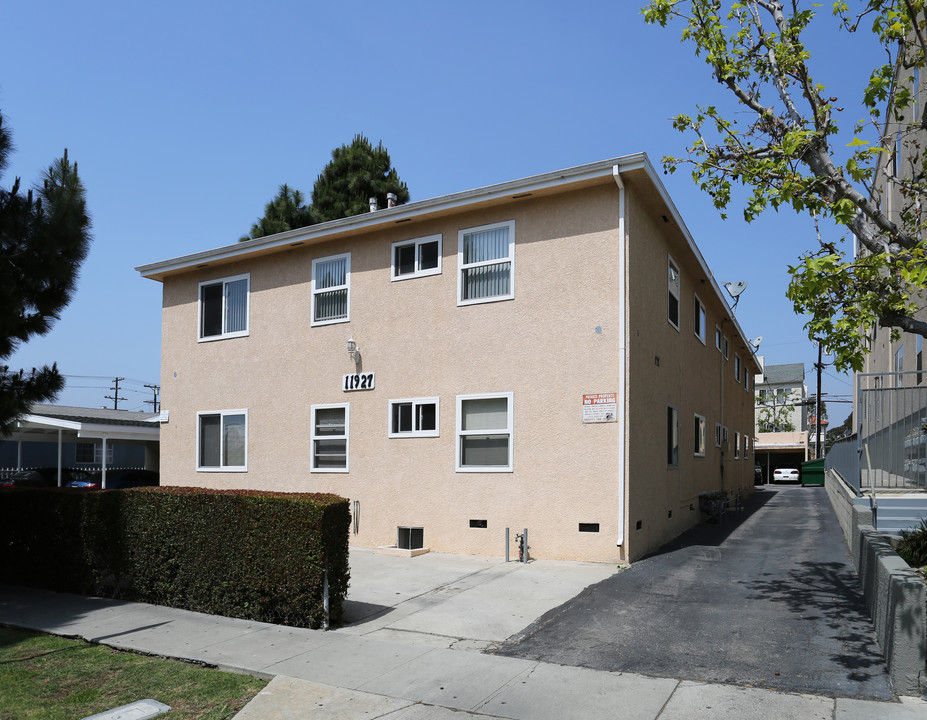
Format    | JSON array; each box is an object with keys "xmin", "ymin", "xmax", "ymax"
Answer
[
  {"xmin": 715, "ymin": 422, "xmax": 723, "ymax": 448},
  {"xmin": 668, "ymin": 256, "xmax": 680, "ymax": 330},
  {"xmin": 196, "ymin": 409, "xmax": 248, "ymax": 472},
  {"xmin": 198, "ymin": 273, "xmax": 250, "ymax": 342},
  {"xmin": 457, "ymin": 220, "xmax": 515, "ymax": 306},
  {"xmin": 75, "ymin": 442, "xmax": 114, "ymax": 465},
  {"xmin": 694, "ymin": 414, "xmax": 706, "ymax": 457},
  {"xmin": 734, "ymin": 353, "xmax": 742, "ymax": 382},
  {"xmin": 391, "ymin": 234, "xmax": 442, "ymax": 281},
  {"xmin": 456, "ymin": 392, "xmax": 514, "ymax": 472},
  {"xmin": 734, "ymin": 431, "xmax": 741, "ymax": 459},
  {"xmin": 311, "ymin": 402, "xmax": 349, "ymax": 473},
  {"xmin": 667, "ymin": 404, "xmax": 679, "ymax": 467},
  {"xmin": 715, "ymin": 326, "xmax": 724, "ymax": 353},
  {"xmin": 388, "ymin": 397, "xmax": 440, "ymax": 438},
  {"xmin": 311, "ymin": 253, "xmax": 350, "ymax": 326},
  {"xmin": 694, "ymin": 295, "xmax": 706, "ymax": 345}
]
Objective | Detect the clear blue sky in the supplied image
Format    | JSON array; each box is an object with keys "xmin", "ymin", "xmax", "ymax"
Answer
[{"xmin": 1, "ymin": 1, "xmax": 877, "ymax": 421}]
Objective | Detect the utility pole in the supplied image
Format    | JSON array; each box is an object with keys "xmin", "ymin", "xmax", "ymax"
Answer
[
  {"xmin": 144, "ymin": 384, "xmax": 160, "ymax": 413},
  {"xmin": 105, "ymin": 377, "xmax": 126, "ymax": 410},
  {"xmin": 814, "ymin": 341, "xmax": 823, "ymax": 460}
]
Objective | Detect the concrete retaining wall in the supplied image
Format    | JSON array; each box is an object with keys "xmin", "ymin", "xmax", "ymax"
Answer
[{"xmin": 825, "ymin": 469, "xmax": 926, "ymax": 697}]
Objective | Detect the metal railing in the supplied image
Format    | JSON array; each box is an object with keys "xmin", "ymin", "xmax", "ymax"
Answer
[
  {"xmin": 825, "ymin": 434, "xmax": 861, "ymax": 493},
  {"xmin": 854, "ymin": 371, "xmax": 927, "ymax": 491}
]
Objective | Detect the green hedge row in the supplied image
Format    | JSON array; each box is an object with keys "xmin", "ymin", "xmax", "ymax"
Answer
[{"xmin": 0, "ymin": 487, "xmax": 350, "ymax": 629}]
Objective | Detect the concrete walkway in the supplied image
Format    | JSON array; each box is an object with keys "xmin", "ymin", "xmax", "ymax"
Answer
[{"xmin": 1, "ymin": 548, "xmax": 925, "ymax": 719}]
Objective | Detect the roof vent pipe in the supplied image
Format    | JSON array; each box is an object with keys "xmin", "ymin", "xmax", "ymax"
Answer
[
  {"xmin": 369, "ymin": 197, "xmax": 378, "ymax": 212},
  {"xmin": 387, "ymin": 192, "xmax": 397, "ymax": 208}
]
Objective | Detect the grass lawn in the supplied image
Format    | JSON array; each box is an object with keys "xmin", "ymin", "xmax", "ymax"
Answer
[{"xmin": 0, "ymin": 627, "xmax": 267, "ymax": 720}]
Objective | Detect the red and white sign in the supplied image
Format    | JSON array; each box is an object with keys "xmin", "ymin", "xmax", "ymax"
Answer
[{"xmin": 582, "ymin": 393, "xmax": 617, "ymax": 423}]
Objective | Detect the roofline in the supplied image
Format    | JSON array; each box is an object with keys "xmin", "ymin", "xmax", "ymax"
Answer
[
  {"xmin": 135, "ymin": 154, "xmax": 650, "ymax": 280},
  {"xmin": 623, "ymin": 156, "xmax": 759, "ymax": 368},
  {"xmin": 135, "ymin": 152, "xmax": 758, "ymax": 365}
]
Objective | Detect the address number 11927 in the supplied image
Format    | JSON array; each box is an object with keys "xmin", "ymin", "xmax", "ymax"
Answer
[{"xmin": 343, "ymin": 372, "xmax": 375, "ymax": 392}]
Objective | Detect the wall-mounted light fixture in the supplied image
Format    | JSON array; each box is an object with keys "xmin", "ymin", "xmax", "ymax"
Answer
[{"xmin": 347, "ymin": 336, "xmax": 361, "ymax": 365}]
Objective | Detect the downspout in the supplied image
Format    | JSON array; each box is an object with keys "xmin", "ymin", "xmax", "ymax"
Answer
[
  {"xmin": 101, "ymin": 435, "xmax": 109, "ymax": 489},
  {"xmin": 57, "ymin": 429, "xmax": 63, "ymax": 487},
  {"xmin": 613, "ymin": 166, "xmax": 627, "ymax": 550}
]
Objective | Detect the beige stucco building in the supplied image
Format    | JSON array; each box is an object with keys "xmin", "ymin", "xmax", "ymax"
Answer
[{"xmin": 137, "ymin": 155, "xmax": 760, "ymax": 563}]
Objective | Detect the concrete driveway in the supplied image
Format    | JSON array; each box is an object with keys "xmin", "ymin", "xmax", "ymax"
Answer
[
  {"xmin": 338, "ymin": 548, "xmax": 619, "ymax": 650},
  {"xmin": 492, "ymin": 485, "xmax": 896, "ymax": 700}
]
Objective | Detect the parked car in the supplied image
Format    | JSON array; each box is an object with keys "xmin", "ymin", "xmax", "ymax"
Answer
[
  {"xmin": 66, "ymin": 469, "xmax": 159, "ymax": 490},
  {"xmin": 0, "ymin": 467, "xmax": 93, "ymax": 488},
  {"xmin": 772, "ymin": 467, "xmax": 800, "ymax": 483}
]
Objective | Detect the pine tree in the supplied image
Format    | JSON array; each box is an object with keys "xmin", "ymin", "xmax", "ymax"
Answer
[
  {"xmin": 240, "ymin": 183, "xmax": 315, "ymax": 241},
  {"xmin": 311, "ymin": 134, "xmax": 409, "ymax": 222},
  {"xmin": 0, "ymin": 111, "xmax": 91, "ymax": 432}
]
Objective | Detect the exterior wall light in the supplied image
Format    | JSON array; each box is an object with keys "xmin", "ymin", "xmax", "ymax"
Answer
[{"xmin": 347, "ymin": 336, "xmax": 360, "ymax": 365}]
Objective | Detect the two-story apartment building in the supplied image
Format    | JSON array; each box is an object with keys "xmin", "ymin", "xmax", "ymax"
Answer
[{"xmin": 137, "ymin": 154, "xmax": 760, "ymax": 563}]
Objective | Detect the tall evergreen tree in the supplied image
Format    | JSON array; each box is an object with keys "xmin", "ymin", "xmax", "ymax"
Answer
[
  {"xmin": 0, "ymin": 111, "xmax": 91, "ymax": 432},
  {"xmin": 311, "ymin": 134, "xmax": 410, "ymax": 222},
  {"xmin": 240, "ymin": 183, "xmax": 315, "ymax": 241}
]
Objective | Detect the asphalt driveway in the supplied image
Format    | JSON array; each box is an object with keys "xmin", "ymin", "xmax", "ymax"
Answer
[{"xmin": 492, "ymin": 485, "xmax": 895, "ymax": 700}]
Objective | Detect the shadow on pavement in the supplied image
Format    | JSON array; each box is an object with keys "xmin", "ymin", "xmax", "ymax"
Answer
[
  {"xmin": 742, "ymin": 561, "xmax": 887, "ymax": 683},
  {"xmin": 642, "ymin": 486, "xmax": 778, "ymax": 558}
]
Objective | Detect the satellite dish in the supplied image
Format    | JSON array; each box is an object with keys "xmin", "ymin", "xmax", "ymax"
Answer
[
  {"xmin": 750, "ymin": 336, "xmax": 763, "ymax": 350},
  {"xmin": 724, "ymin": 281, "xmax": 748, "ymax": 298}
]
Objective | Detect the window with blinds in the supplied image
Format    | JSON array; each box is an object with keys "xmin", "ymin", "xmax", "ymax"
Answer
[
  {"xmin": 457, "ymin": 221, "xmax": 514, "ymax": 305},
  {"xmin": 312, "ymin": 254, "xmax": 350, "ymax": 325},
  {"xmin": 199, "ymin": 275, "xmax": 249, "ymax": 341}
]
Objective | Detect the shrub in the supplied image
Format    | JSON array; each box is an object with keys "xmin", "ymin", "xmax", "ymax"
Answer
[
  {"xmin": 896, "ymin": 519, "xmax": 927, "ymax": 568},
  {"xmin": 0, "ymin": 487, "xmax": 350, "ymax": 629}
]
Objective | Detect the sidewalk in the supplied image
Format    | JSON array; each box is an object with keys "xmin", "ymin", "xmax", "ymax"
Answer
[{"xmin": 1, "ymin": 551, "xmax": 925, "ymax": 719}]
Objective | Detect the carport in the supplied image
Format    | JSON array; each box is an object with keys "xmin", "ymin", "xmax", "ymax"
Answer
[
  {"xmin": 4, "ymin": 405, "xmax": 161, "ymax": 488},
  {"xmin": 755, "ymin": 430, "xmax": 808, "ymax": 482}
]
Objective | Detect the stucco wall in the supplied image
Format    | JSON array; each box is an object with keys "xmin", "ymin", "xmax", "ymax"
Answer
[
  {"xmin": 161, "ymin": 185, "xmax": 627, "ymax": 562},
  {"xmin": 623, "ymin": 175, "xmax": 757, "ymax": 559},
  {"xmin": 156, "ymin": 176, "xmax": 757, "ymax": 563}
]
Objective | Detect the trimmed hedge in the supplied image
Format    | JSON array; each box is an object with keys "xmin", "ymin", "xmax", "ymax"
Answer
[{"xmin": 0, "ymin": 487, "xmax": 350, "ymax": 629}]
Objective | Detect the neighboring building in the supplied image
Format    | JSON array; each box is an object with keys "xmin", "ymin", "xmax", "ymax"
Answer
[
  {"xmin": 754, "ymin": 361, "xmax": 809, "ymax": 480},
  {"xmin": 0, "ymin": 404, "xmax": 161, "ymax": 477},
  {"xmin": 825, "ymin": 52, "xmax": 927, "ymax": 534},
  {"xmin": 137, "ymin": 154, "xmax": 760, "ymax": 563}
]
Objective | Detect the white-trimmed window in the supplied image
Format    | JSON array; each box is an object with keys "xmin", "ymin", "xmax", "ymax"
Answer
[
  {"xmin": 734, "ymin": 431, "xmax": 741, "ymax": 459},
  {"xmin": 715, "ymin": 326, "xmax": 723, "ymax": 353},
  {"xmin": 694, "ymin": 295, "xmax": 706, "ymax": 344},
  {"xmin": 744, "ymin": 434, "xmax": 750, "ymax": 458},
  {"xmin": 745, "ymin": 370, "xmax": 750, "ymax": 392},
  {"xmin": 312, "ymin": 253, "xmax": 350, "ymax": 325},
  {"xmin": 456, "ymin": 392, "xmax": 513, "ymax": 471},
  {"xmin": 75, "ymin": 442, "xmax": 114, "ymax": 465},
  {"xmin": 311, "ymin": 403, "xmax": 349, "ymax": 472},
  {"xmin": 389, "ymin": 397, "xmax": 439, "ymax": 438},
  {"xmin": 715, "ymin": 422, "xmax": 723, "ymax": 448},
  {"xmin": 734, "ymin": 354, "xmax": 742, "ymax": 382},
  {"xmin": 197, "ymin": 410, "xmax": 247, "ymax": 471},
  {"xmin": 457, "ymin": 221, "xmax": 514, "ymax": 305},
  {"xmin": 392, "ymin": 235, "xmax": 441, "ymax": 280},
  {"xmin": 199, "ymin": 274, "xmax": 249, "ymax": 341},
  {"xmin": 667, "ymin": 405, "xmax": 679, "ymax": 466},
  {"xmin": 694, "ymin": 414, "xmax": 706, "ymax": 457},
  {"xmin": 668, "ymin": 256, "xmax": 680, "ymax": 329}
]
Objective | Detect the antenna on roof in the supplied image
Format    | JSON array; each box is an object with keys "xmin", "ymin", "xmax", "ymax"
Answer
[
  {"xmin": 749, "ymin": 336, "xmax": 763, "ymax": 352},
  {"xmin": 723, "ymin": 281, "xmax": 748, "ymax": 313}
]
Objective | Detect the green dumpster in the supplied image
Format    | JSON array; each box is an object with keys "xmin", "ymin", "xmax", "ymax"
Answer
[{"xmin": 801, "ymin": 458, "xmax": 825, "ymax": 486}]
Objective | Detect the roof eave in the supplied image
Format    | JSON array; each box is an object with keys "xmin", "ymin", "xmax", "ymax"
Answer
[{"xmin": 136, "ymin": 154, "xmax": 649, "ymax": 282}]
